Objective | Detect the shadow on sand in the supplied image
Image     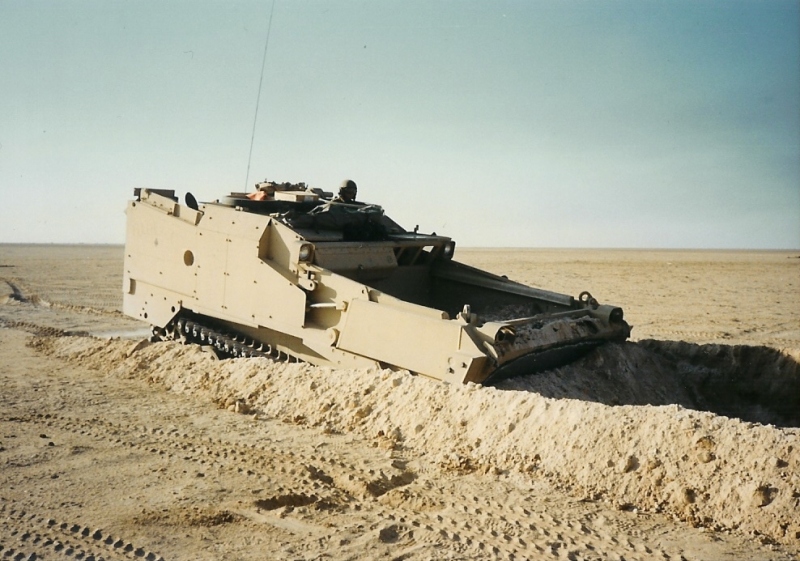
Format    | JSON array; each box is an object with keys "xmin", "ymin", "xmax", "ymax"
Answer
[{"xmin": 492, "ymin": 340, "xmax": 800, "ymax": 428}]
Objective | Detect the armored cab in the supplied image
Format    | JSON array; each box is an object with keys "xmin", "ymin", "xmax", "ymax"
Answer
[{"xmin": 123, "ymin": 184, "xmax": 630, "ymax": 384}]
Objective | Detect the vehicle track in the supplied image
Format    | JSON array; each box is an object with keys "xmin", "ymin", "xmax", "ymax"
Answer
[
  {"xmin": 1, "ymin": 411, "xmax": 419, "ymax": 514},
  {"xmin": 372, "ymin": 490, "xmax": 684, "ymax": 561},
  {"xmin": 1, "ymin": 412, "xmax": 688, "ymax": 561},
  {"xmin": 0, "ymin": 319, "xmax": 88, "ymax": 338},
  {"xmin": 0, "ymin": 499, "xmax": 165, "ymax": 561}
]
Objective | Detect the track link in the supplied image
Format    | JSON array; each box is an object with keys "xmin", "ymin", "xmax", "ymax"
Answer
[{"xmin": 153, "ymin": 316, "xmax": 301, "ymax": 363}]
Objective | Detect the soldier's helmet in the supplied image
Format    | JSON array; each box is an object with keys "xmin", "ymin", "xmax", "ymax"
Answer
[{"xmin": 339, "ymin": 179, "xmax": 357, "ymax": 193}]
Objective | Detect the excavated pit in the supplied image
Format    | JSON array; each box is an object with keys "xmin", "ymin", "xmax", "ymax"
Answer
[{"xmin": 493, "ymin": 340, "xmax": 800, "ymax": 428}]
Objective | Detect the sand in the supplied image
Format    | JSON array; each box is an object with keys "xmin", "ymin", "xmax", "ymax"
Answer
[{"xmin": 1, "ymin": 244, "xmax": 798, "ymax": 561}]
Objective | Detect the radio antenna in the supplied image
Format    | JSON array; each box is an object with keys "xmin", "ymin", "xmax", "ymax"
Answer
[{"xmin": 244, "ymin": 0, "xmax": 277, "ymax": 191}]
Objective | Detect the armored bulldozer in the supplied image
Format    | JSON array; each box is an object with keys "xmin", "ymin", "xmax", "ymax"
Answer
[{"xmin": 123, "ymin": 183, "xmax": 630, "ymax": 384}]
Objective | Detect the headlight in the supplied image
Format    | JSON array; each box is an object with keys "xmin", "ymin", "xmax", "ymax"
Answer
[{"xmin": 298, "ymin": 243, "xmax": 314, "ymax": 262}]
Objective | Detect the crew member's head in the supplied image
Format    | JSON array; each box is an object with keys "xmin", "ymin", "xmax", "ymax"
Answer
[{"xmin": 339, "ymin": 179, "xmax": 357, "ymax": 202}]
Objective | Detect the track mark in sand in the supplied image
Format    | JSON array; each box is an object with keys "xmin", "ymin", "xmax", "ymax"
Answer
[
  {"xmin": 49, "ymin": 302, "xmax": 128, "ymax": 319},
  {"xmin": 0, "ymin": 319, "xmax": 89, "ymax": 338},
  {"xmin": 25, "ymin": 413, "xmax": 350, "ymax": 510},
  {"xmin": 5, "ymin": 413, "xmax": 416, "ymax": 513},
  {"xmin": 0, "ymin": 499, "xmax": 165, "ymax": 561},
  {"xmin": 3, "ymin": 413, "xmax": 701, "ymax": 560},
  {"xmin": 254, "ymin": 493, "xmax": 319, "ymax": 511},
  {"xmin": 375, "ymin": 488, "xmax": 687, "ymax": 561}
]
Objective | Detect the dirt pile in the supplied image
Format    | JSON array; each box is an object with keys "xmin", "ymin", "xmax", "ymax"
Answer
[{"xmin": 43, "ymin": 335, "xmax": 800, "ymax": 546}]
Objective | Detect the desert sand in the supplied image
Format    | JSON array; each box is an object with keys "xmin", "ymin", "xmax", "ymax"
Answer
[{"xmin": 1, "ymin": 244, "xmax": 798, "ymax": 561}]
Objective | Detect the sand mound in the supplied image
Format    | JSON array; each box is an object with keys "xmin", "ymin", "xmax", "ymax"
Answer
[{"xmin": 42, "ymin": 335, "xmax": 800, "ymax": 546}]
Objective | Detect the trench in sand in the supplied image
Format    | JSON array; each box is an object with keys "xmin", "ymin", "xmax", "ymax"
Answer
[{"xmin": 493, "ymin": 340, "xmax": 800, "ymax": 428}]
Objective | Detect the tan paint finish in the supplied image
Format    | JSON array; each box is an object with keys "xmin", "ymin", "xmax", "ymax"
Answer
[{"xmin": 123, "ymin": 188, "xmax": 629, "ymax": 383}]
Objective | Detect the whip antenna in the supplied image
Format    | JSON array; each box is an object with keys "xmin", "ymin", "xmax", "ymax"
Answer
[{"xmin": 244, "ymin": 0, "xmax": 276, "ymax": 191}]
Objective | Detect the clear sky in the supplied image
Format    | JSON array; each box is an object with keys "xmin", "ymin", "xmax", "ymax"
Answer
[{"xmin": 2, "ymin": 0, "xmax": 798, "ymax": 248}]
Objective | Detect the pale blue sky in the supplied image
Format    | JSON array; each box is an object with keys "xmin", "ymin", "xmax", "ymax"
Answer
[{"xmin": 2, "ymin": 0, "xmax": 798, "ymax": 248}]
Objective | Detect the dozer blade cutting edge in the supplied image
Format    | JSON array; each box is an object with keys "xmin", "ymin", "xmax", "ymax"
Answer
[{"xmin": 123, "ymin": 185, "xmax": 631, "ymax": 384}]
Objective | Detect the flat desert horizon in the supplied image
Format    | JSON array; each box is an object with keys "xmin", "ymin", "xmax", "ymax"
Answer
[{"xmin": 1, "ymin": 244, "xmax": 798, "ymax": 561}]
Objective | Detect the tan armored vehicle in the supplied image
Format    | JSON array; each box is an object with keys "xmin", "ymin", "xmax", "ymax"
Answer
[{"xmin": 123, "ymin": 183, "xmax": 630, "ymax": 384}]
